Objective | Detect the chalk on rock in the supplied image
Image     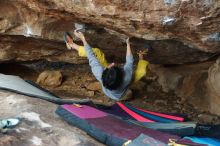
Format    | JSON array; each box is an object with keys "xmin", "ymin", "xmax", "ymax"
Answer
[
  {"xmin": 74, "ymin": 23, "xmax": 86, "ymax": 33},
  {"xmin": 161, "ymin": 16, "xmax": 176, "ymax": 26},
  {"xmin": 207, "ymin": 32, "xmax": 220, "ymax": 42},
  {"xmin": 164, "ymin": 0, "xmax": 175, "ymax": 6}
]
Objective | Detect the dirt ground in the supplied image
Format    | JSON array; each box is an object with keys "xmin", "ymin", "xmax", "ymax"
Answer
[{"xmin": 0, "ymin": 61, "xmax": 219, "ymax": 125}]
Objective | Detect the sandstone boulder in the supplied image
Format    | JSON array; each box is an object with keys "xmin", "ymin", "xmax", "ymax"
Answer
[
  {"xmin": 207, "ymin": 58, "xmax": 220, "ymax": 115},
  {"xmin": 86, "ymin": 82, "xmax": 101, "ymax": 91},
  {"xmin": 36, "ymin": 70, "xmax": 62, "ymax": 87},
  {"xmin": 149, "ymin": 64, "xmax": 183, "ymax": 92}
]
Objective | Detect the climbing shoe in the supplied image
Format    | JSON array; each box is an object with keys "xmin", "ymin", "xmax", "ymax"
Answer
[
  {"xmin": 64, "ymin": 32, "xmax": 74, "ymax": 50},
  {"xmin": 64, "ymin": 32, "xmax": 73, "ymax": 44}
]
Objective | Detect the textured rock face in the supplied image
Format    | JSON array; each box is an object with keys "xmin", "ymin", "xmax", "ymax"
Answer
[
  {"xmin": 207, "ymin": 58, "xmax": 220, "ymax": 115},
  {"xmin": 0, "ymin": 0, "xmax": 220, "ymax": 115},
  {"xmin": 0, "ymin": 35, "xmax": 85, "ymax": 64},
  {"xmin": 150, "ymin": 60, "xmax": 220, "ymax": 116},
  {"xmin": 36, "ymin": 70, "xmax": 63, "ymax": 87},
  {"xmin": 0, "ymin": 0, "xmax": 219, "ymax": 64},
  {"xmin": 0, "ymin": 91, "xmax": 104, "ymax": 146}
]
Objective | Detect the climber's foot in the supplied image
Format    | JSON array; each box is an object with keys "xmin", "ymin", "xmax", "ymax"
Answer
[{"xmin": 64, "ymin": 32, "xmax": 74, "ymax": 50}]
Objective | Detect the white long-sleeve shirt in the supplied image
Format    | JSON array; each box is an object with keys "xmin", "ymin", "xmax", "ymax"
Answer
[{"xmin": 84, "ymin": 43, "xmax": 134, "ymax": 100}]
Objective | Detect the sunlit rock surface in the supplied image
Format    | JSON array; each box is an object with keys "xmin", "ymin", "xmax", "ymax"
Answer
[
  {"xmin": 0, "ymin": 0, "xmax": 220, "ymax": 118},
  {"xmin": 0, "ymin": 91, "xmax": 104, "ymax": 146},
  {"xmin": 0, "ymin": 0, "xmax": 219, "ymax": 64}
]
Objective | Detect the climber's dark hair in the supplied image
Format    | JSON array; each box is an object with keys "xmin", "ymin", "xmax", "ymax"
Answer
[{"xmin": 102, "ymin": 66, "xmax": 124, "ymax": 90}]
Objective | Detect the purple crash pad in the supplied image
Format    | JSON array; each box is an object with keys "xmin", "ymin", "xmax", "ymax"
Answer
[{"xmin": 62, "ymin": 104, "xmax": 107, "ymax": 119}]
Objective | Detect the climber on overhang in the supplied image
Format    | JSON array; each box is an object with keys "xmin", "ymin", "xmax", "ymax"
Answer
[{"xmin": 64, "ymin": 30, "xmax": 150, "ymax": 101}]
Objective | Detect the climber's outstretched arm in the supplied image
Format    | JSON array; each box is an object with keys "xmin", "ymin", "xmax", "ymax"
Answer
[
  {"xmin": 74, "ymin": 31, "xmax": 104, "ymax": 82},
  {"xmin": 124, "ymin": 38, "xmax": 134, "ymax": 72},
  {"xmin": 126, "ymin": 38, "xmax": 132, "ymax": 57}
]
